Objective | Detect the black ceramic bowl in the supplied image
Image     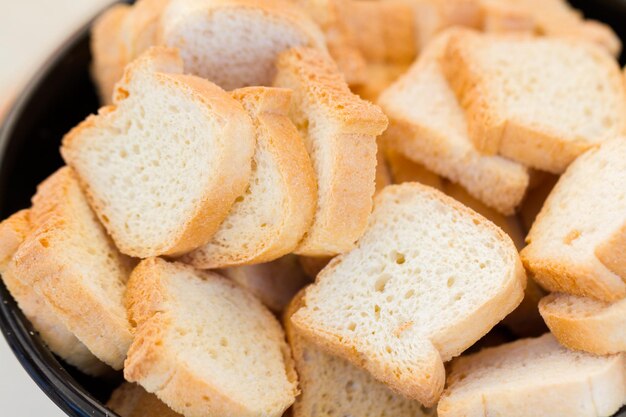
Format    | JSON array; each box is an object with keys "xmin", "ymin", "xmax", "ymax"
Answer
[{"xmin": 1, "ymin": 1, "xmax": 626, "ymax": 416}]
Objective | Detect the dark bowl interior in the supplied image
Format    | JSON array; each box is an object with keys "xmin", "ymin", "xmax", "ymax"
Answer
[{"xmin": 0, "ymin": 1, "xmax": 625, "ymax": 416}]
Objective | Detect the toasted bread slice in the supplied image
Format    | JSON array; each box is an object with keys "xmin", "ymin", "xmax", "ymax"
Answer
[
  {"xmin": 285, "ymin": 291, "xmax": 434, "ymax": 417},
  {"xmin": 91, "ymin": 4, "xmax": 131, "ymax": 104},
  {"xmin": 521, "ymin": 138, "xmax": 626, "ymax": 301},
  {"xmin": 540, "ymin": 293, "xmax": 626, "ymax": 355},
  {"xmin": 181, "ymin": 87, "xmax": 316, "ymax": 269},
  {"xmin": 8, "ymin": 168, "xmax": 133, "ymax": 369},
  {"xmin": 443, "ymin": 30, "xmax": 626, "ymax": 173},
  {"xmin": 274, "ymin": 47, "xmax": 388, "ymax": 256},
  {"xmin": 161, "ymin": 0, "xmax": 326, "ymax": 90},
  {"xmin": 62, "ymin": 47, "xmax": 255, "ymax": 257},
  {"xmin": 107, "ymin": 383, "xmax": 183, "ymax": 417},
  {"xmin": 124, "ymin": 258, "xmax": 297, "ymax": 417},
  {"xmin": 292, "ymin": 183, "xmax": 526, "ymax": 406},
  {"xmin": 438, "ymin": 334, "xmax": 626, "ymax": 417},
  {"xmin": 220, "ymin": 255, "xmax": 311, "ymax": 312},
  {"xmin": 379, "ymin": 31, "xmax": 529, "ymax": 215},
  {"xmin": 0, "ymin": 210, "xmax": 108, "ymax": 375}
]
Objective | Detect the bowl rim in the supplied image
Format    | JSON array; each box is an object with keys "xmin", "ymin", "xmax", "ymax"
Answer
[{"xmin": 0, "ymin": 5, "xmax": 123, "ymax": 416}]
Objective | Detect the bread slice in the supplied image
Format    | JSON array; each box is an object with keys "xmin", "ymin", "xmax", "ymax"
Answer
[
  {"xmin": 124, "ymin": 258, "xmax": 298, "ymax": 417},
  {"xmin": 220, "ymin": 254, "xmax": 311, "ymax": 312},
  {"xmin": 91, "ymin": 3, "xmax": 131, "ymax": 104},
  {"xmin": 7, "ymin": 167, "xmax": 133, "ymax": 369},
  {"xmin": 180, "ymin": 87, "xmax": 316, "ymax": 269},
  {"xmin": 285, "ymin": 291, "xmax": 435, "ymax": 417},
  {"xmin": 337, "ymin": 0, "xmax": 417, "ymax": 65},
  {"xmin": 291, "ymin": 183, "xmax": 526, "ymax": 406},
  {"xmin": 352, "ymin": 62, "xmax": 409, "ymax": 102},
  {"xmin": 521, "ymin": 138, "xmax": 626, "ymax": 301},
  {"xmin": 62, "ymin": 47, "xmax": 255, "ymax": 257},
  {"xmin": 107, "ymin": 383, "xmax": 183, "ymax": 417},
  {"xmin": 374, "ymin": 143, "xmax": 392, "ymax": 195},
  {"xmin": 438, "ymin": 333, "xmax": 626, "ymax": 417},
  {"xmin": 274, "ymin": 47, "xmax": 388, "ymax": 256},
  {"xmin": 119, "ymin": 0, "xmax": 170, "ymax": 63},
  {"xmin": 379, "ymin": 31, "xmax": 529, "ymax": 215},
  {"xmin": 540, "ymin": 293, "xmax": 626, "ymax": 355},
  {"xmin": 0, "ymin": 210, "xmax": 108, "ymax": 375},
  {"xmin": 385, "ymin": 148, "xmax": 444, "ymax": 190},
  {"xmin": 443, "ymin": 29, "xmax": 626, "ymax": 173},
  {"xmin": 478, "ymin": 0, "xmax": 621, "ymax": 56},
  {"xmin": 161, "ymin": 0, "xmax": 327, "ymax": 90},
  {"xmin": 412, "ymin": 0, "xmax": 482, "ymax": 50}
]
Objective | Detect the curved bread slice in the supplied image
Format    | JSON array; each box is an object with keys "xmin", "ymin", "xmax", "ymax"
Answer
[
  {"xmin": 438, "ymin": 334, "xmax": 626, "ymax": 417},
  {"xmin": 274, "ymin": 47, "xmax": 388, "ymax": 256},
  {"xmin": 107, "ymin": 383, "xmax": 183, "ymax": 417},
  {"xmin": 181, "ymin": 87, "xmax": 316, "ymax": 269},
  {"xmin": 285, "ymin": 291, "xmax": 434, "ymax": 417},
  {"xmin": 291, "ymin": 183, "xmax": 526, "ymax": 406},
  {"xmin": 62, "ymin": 47, "xmax": 255, "ymax": 257},
  {"xmin": 0, "ymin": 210, "xmax": 108, "ymax": 375},
  {"xmin": 378, "ymin": 30, "xmax": 529, "ymax": 215},
  {"xmin": 91, "ymin": 3, "xmax": 131, "ymax": 105},
  {"xmin": 540, "ymin": 293, "xmax": 626, "ymax": 355},
  {"xmin": 124, "ymin": 258, "xmax": 297, "ymax": 417},
  {"xmin": 521, "ymin": 138, "xmax": 626, "ymax": 301},
  {"xmin": 161, "ymin": 0, "xmax": 327, "ymax": 90},
  {"xmin": 8, "ymin": 168, "xmax": 133, "ymax": 369},
  {"xmin": 220, "ymin": 255, "xmax": 311, "ymax": 312},
  {"xmin": 443, "ymin": 30, "xmax": 626, "ymax": 173}
]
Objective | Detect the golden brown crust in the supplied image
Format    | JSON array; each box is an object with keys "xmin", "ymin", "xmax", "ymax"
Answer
[
  {"xmin": 539, "ymin": 293, "xmax": 626, "ymax": 355},
  {"xmin": 595, "ymin": 221, "xmax": 626, "ymax": 280}
]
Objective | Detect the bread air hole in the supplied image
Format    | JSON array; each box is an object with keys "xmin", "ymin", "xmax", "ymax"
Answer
[
  {"xmin": 563, "ymin": 229, "xmax": 581, "ymax": 245},
  {"xmin": 374, "ymin": 275, "xmax": 390, "ymax": 292}
]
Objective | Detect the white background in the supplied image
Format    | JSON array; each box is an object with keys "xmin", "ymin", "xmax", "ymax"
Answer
[{"xmin": 0, "ymin": 1, "xmax": 113, "ymax": 415}]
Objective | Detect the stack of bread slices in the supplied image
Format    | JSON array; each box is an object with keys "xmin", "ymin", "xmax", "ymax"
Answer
[{"xmin": 1, "ymin": 0, "xmax": 625, "ymax": 416}]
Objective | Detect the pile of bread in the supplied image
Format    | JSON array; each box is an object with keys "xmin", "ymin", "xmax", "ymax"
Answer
[{"xmin": 0, "ymin": 0, "xmax": 625, "ymax": 416}]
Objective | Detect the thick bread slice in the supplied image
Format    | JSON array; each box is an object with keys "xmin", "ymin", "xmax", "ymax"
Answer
[
  {"xmin": 91, "ymin": 4, "xmax": 131, "ymax": 105},
  {"xmin": 291, "ymin": 183, "xmax": 526, "ymax": 406},
  {"xmin": 443, "ymin": 29, "xmax": 626, "ymax": 173},
  {"xmin": 220, "ymin": 255, "xmax": 311, "ymax": 312},
  {"xmin": 62, "ymin": 47, "xmax": 255, "ymax": 258},
  {"xmin": 521, "ymin": 138, "xmax": 626, "ymax": 301},
  {"xmin": 107, "ymin": 383, "xmax": 183, "ymax": 417},
  {"xmin": 540, "ymin": 293, "xmax": 626, "ymax": 355},
  {"xmin": 285, "ymin": 291, "xmax": 434, "ymax": 417},
  {"xmin": 124, "ymin": 258, "xmax": 297, "ymax": 417},
  {"xmin": 180, "ymin": 87, "xmax": 316, "ymax": 269},
  {"xmin": 161, "ymin": 0, "xmax": 327, "ymax": 90},
  {"xmin": 8, "ymin": 168, "xmax": 133, "ymax": 369},
  {"xmin": 274, "ymin": 47, "xmax": 388, "ymax": 256},
  {"xmin": 438, "ymin": 334, "xmax": 626, "ymax": 417},
  {"xmin": 0, "ymin": 210, "xmax": 108, "ymax": 375},
  {"xmin": 379, "ymin": 31, "xmax": 529, "ymax": 215}
]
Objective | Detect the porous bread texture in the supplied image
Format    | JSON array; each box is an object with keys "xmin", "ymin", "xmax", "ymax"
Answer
[
  {"xmin": 478, "ymin": 0, "xmax": 621, "ymax": 56},
  {"xmin": 107, "ymin": 383, "xmax": 183, "ymax": 417},
  {"xmin": 274, "ymin": 47, "xmax": 388, "ymax": 256},
  {"xmin": 220, "ymin": 254, "xmax": 311, "ymax": 312},
  {"xmin": 540, "ymin": 293, "xmax": 626, "ymax": 355},
  {"xmin": 443, "ymin": 29, "xmax": 626, "ymax": 173},
  {"xmin": 124, "ymin": 258, "xmax": 298, "ymax": 417},
  {"xmin": 62, "ymin": 47, "xmax": 255, "ymax": 258},
  {"xmin": 438, "ymin": 334, "xmax": 626, "ymax": 417},
  {"xmin": 180, "ymin": 87, "xmax": 316, "ymax": 269},
  {"xmin": 8, "ymin": 167, "xmax": 133, "ymax": 369},
  {"xmin": 521, "ymin": 138, "xmax": 626, "ymax": 301},
  {"xmin": 91, "ymin": 3, "xmax": 131, "ymax": 105},
  {"xmin": 378, "ymin": 30, "xmax": 529, "ymax": 215},
  {"xmin": 0, "ymin": 210, "xmax": 108, "ymax": 375},
  {"xmin": 285, "ymin": 292, "xmax": 434, "ymax": 417},
  {"xmin": 161, "ymin": 0, "xmax": 327, "ymax": 90},
  {"xmin": 292, "ymin": 183, "xmax": 526, "ymax": 406}
]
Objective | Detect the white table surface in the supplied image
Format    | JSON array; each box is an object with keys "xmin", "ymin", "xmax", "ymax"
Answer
[{"xmin": 0, "ymin": 1, "xmax": 113, "ymax": 415}]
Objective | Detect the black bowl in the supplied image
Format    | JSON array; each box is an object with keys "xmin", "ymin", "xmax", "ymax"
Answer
[{"xmin": 1, "ymin": 1, "xmax": 626, "ymax": 416}]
